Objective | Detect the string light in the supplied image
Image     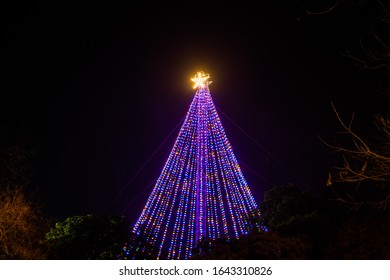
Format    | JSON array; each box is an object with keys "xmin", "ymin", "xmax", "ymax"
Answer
[{"xmin": 125, "ymin": 72, "xmax": 263, "ymax": 259}]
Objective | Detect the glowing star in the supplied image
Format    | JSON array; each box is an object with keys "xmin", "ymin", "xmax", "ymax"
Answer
[{"xmin": 191, "ymin": 71, "xmax": 212, "ymax": 89}]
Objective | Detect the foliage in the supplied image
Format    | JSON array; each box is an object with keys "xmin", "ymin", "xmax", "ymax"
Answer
[
  {"xmin": 259, "ymin": 184, "xmax": 317, "ymax": 230},
  {"xmin": 191, "ymin": 185, "xmax": 319, "ymax": 259},
  {"xmin": 323, "ymin": 209, "xmax": 390, "ymax": 259},
  {"xmin": 191, "ymin": 184, "xmax": 390, "ymax": 260},
  {"xmin": 0, "ymin": 186, "xmax": 48, "ymax": 259},
  {"xmin": 191, "ymin": 231, "xmax": 313, "ymax": 260},
  {"xmin": 45, "ymin": 214, "xmax": 130, "ymax": 259}
]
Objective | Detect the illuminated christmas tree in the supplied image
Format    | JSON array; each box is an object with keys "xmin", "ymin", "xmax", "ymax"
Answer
[{"xmin": 124, "ymin": 72, "xmax": 263, "ymax": 260}]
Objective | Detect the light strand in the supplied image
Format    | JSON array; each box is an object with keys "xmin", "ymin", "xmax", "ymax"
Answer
[{"xmin": 126, "ymin": 72, "xmax": 263, "ymax": 259}]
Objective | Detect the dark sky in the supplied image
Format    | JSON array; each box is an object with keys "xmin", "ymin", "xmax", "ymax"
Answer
[{"xmin": 1, "ymin": 1, "xmax": 385, "ymax": 223}]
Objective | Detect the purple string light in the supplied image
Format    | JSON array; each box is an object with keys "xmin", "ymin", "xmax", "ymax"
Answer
[{"xmin": 129, "ymin": 72, "xmax": 261, "ymax": 259}]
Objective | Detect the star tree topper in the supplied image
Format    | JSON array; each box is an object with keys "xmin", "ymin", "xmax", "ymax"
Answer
[{"xmin": 191, "ymin": 71, "xmax": 212, "ymax": 89}]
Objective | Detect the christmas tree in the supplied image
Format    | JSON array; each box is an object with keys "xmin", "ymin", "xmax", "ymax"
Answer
[{"xmin": 124, "ymin": 72, "xmax": 262, "ymax": 259}]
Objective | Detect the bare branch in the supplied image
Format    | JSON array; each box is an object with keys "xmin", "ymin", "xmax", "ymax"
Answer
[
  {"xmin": 302, "ymin": 0, "xmax": 345, "ymax": 17},
  {"xmin": 320, "ymin": 104, "xmax": 390, "ymax": 210}
]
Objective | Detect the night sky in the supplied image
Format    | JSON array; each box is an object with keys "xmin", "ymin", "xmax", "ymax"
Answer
[{"xmin": 1, "ymin": 2, "xmax": 386, "ymax": 224}]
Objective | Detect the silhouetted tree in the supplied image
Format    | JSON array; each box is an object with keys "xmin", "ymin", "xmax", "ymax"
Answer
[
  {"xmin": 190, "ymin": 230, "xmax": 313, "ymax": 260},
  {"xmin": 301, "ymin": 0, "xmax": 390, "ymax": 210},
  {"xmin": 0, "ymin": 186, "xmax": 48, "ymax": 259},
  {"xmin": 45, "ymin": 214, "xmax": 130, "ymax": 259},
  {"xmin": 323, "ymin": 104, "xmax": 390, "ymax": 210},
  {"xmin": 259, "ymin": 184, "xmax": 317, "ymax": 230},
  {"xmin": 323, "ymin": 209, "xmax": 390, "ymax": 259},
  {"xmin": 0, "ymin": 122, "xmax": 48, "ymax": 259}
]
